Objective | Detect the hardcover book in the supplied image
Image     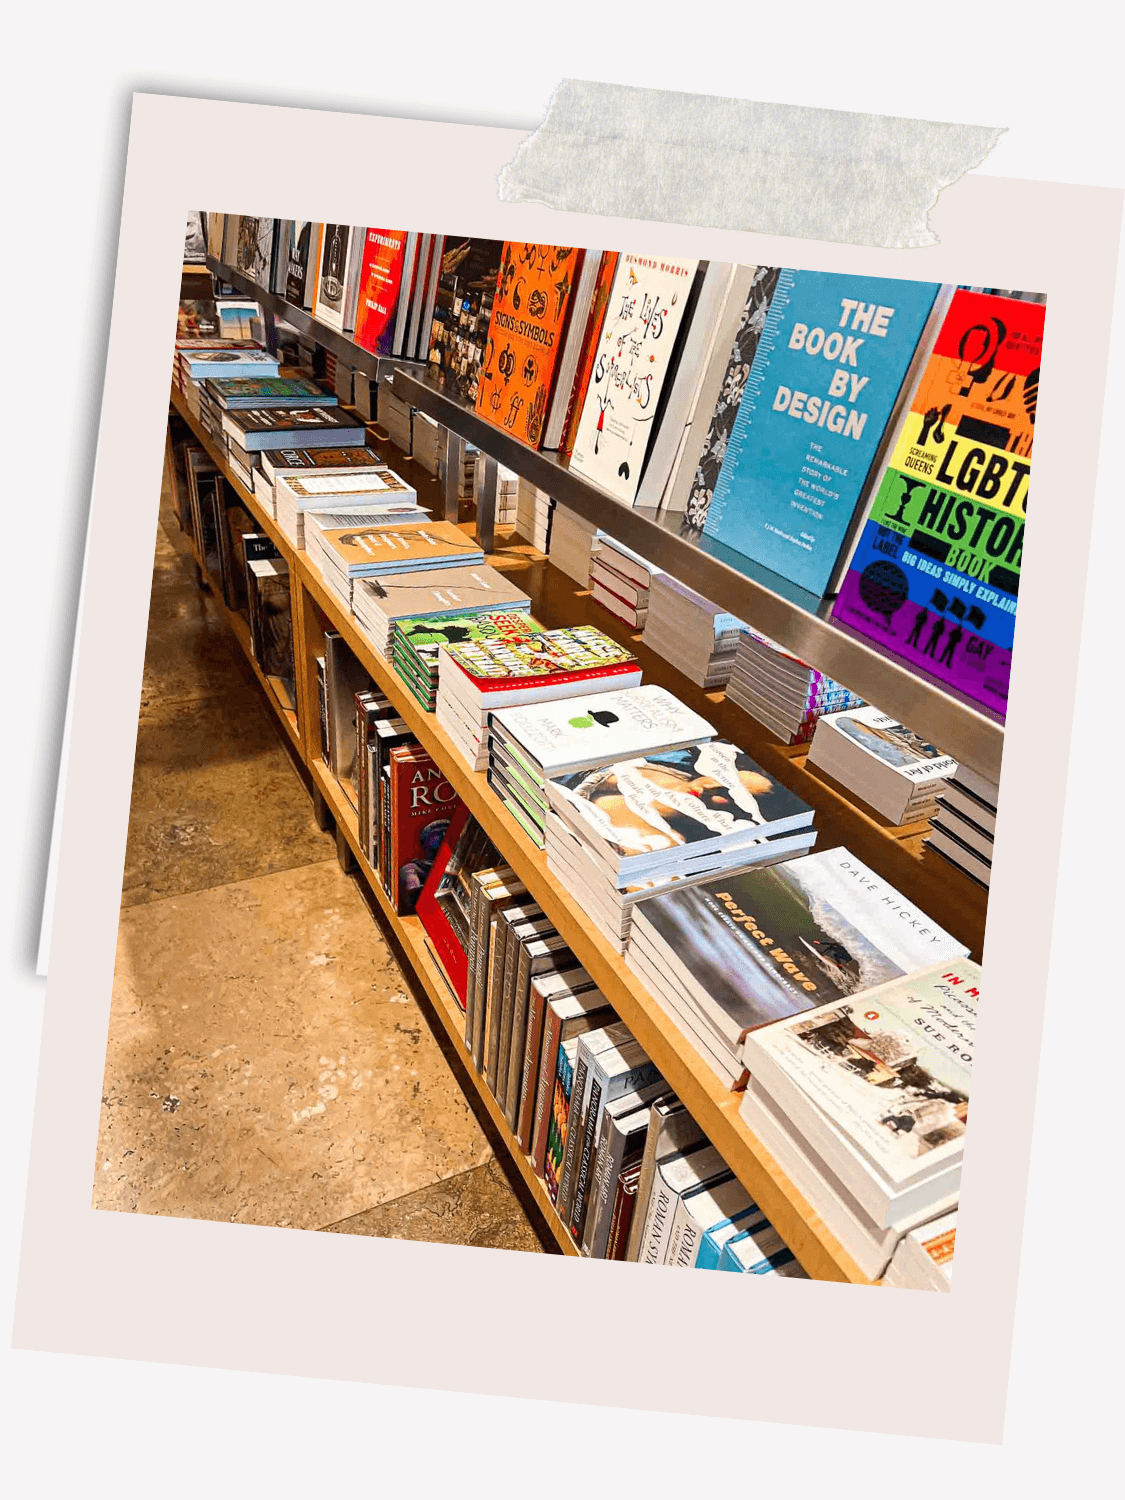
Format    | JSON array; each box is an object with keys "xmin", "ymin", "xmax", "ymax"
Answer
[
  {"xmin": 415, "ymin": 809, "xmax": 500, "ymax": 1007},
  {"xmin": 354, "ymin": 228, "xmax": 410, "ymax": 356},
  {"xmin": 314, "ymin": 223, "xmax": 358, "ymax": 333},
  {"xmin": 427, "ymin": 236, "xmax": 505, "ymax": 403},
  {"xmin": 832, "ymin": 290, "xmax": 1043, "ymax": 717},
  {"xmin": 387, "ymin": 746, "xmax": 459, "ymax": 915},
  {"xmin": 474, "ymin": 242, "xmax": 582, "ymax": 448},
  {"xmin": 285, "ymin": 222, "xmax": 321, "ymax": 310},
  {"xmin": 236, "ymin": 216, "xmax": 276, "ymax": 288},
  {"xmin": 702, "ymin": 270, "xmax": 941, "ymax": 599},
  {"xmin": 569, "ymin": 252, "xmax": 700, "ymax": 504}
]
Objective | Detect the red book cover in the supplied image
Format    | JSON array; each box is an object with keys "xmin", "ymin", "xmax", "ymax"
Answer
[
  {"xmin": 415, "ymin": 808, "xmax": 499, "ymax": 1009},
  {"xmin": 560, "ymin": 251, "xmax": 619, "ymax": 460},
  {"xmin": 354, "ymin": 228, "xmax": 409, "ymax": 356},
  {"xmin": 474, "ymin": 242, "xmax": 582, "ymax": 449},
  {"xmin": 388, "ymin": 746, "xmax": 460, "ymax": 915}
]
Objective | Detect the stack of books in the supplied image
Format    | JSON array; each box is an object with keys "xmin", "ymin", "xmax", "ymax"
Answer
[
  {"xmin": 641, "ymin": 574, "xmax": 747, "ymax": 688},
  {"xmin": 807, "ymin": 706, "xmax": 957, "ymax": 827},
  {"xmin": 543, "ymin": 741, "xmax": 817, "ymax": 952},
  {"xmin": 455, "ymin": 444, "xmax": 478, "ymax": 501},
  {"xmin": 308, "ymin": 520, "xmax": 485, "ymax": 609},
  {"xmin": 393, "ymin": 612, "xmax": 544, "ymax": 713},
  {"xmin": 490, "ymin": 684, "xmax": 714, "ymax": 848},
  {"xmin": 726, "ymin": 629, "xmax": 864, "ymax": 745},
  {"xmin": 273, "ymin": 467, "xmax": 421, "ymax": 548},
  {"xmin": 475, "ymin": 461, "xmax": 518, "ymax": 526},
  {"xmin": 588, "ymin": 537, "xmax": 660, "ymax": 630},
  {"xmin": 351, "ymin": 566, "xmax": 532, "ymax": 661},
  {"xmin": 378, "ymin": 382, "xmax": 413, "ymax": 454},
  {"xmin": 515, "ymin": 477, "xmax": 555, "ymax": 551},
  {"xmin": 548, "ymin": 506, "xmax": 601, "ymax": 585},
  {"xmin": 176, "ymin": 345, "xmax": 277, "ymax": 386},
  {"xmin": 741, "ymin": 961, "xmax": 977, "ymax": 1280},
  {"xmin": 411, "ymin": 412, "xmax": 443, "ymax": 477},
  {"xmin": 883, "ymin": 1209, "xmax": 956, "ymax": 1292},
  {"xmin": 201, "ymin": 375, "xmax": 336, "ymax": 412},
  {"xmin": 925, "ymin": 764, "xmax": 998, "ymax": 889},
  {"xmin": 220, "ymin": 403, "xmax": 367, "ymax": 458},
  {"xmin": 257, "ymin": 445, "xmax": 387, "ymax": 515},
  {"xmin": 437, "ymin": 626, "xmax": 642, "ymax": 774},
  {"xmin": 627, "ymin": 846, "xmax": 970, "ymax": 1090}
]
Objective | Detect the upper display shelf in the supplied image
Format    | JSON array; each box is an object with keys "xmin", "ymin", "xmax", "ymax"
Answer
[{"xmin": 202, "ymin": 255, "xmax": 1004, "ymax": 780}]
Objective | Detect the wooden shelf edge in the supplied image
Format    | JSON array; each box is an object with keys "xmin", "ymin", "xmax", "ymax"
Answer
[{"xmin": 308, "ymin": 759, "xmax": 580, "ymax": 1258}]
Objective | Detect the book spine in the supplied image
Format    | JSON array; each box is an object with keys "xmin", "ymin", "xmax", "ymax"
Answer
[
  {"xmin": 605, "ymin": 1161, "xmax": 642, "ymax": 1261},
  {"xmin": 316, "ymin": 659, "xmax": 329, "ymax": 765},
  {"xmin": 639, "ymin": 1169, "xmax": 678, "ymax": 1267},
  {"xmin": 463, "ymin": 876, "xmax": 484, "ymax": 1056},
  {"xmin": 580, "ymin": 1096, "xmax": 620, "ymax": 1258},
  {"xmin": 485, "ymin": 919, "xmax": 516, "ymax": 1089},
  {"xmin": 504, "ymin": 945, "xmax": 544, "ymax": 1127},
  {"xmin": 474, "ymin": 909, "xmax": 503, "ymax": 1076},
  {"xmin": 568, "ymin": 1071, "xmax": 604, "ymax": 1242},
  {"xmin": 665, "ymin": 1194, "xmax": 696, "ymax": 1269},
  {"xmin": 556, "ymin": 1048, "xmax": 592, "ymax": 1225},
  {"xmin": 496, "ymin": 930, "xmax": 528, "ymax": 1108},
  {"xmin": 516, "ymin": 981, "xmax": 548, "ymax": 1152},
  {"xmin": 544, "ymin": 1044, "xmax": 575, "ymax": 1204},
  {"xmin": 530, "ymin": 1006, "xmax": 563, "ymax": 1175}
]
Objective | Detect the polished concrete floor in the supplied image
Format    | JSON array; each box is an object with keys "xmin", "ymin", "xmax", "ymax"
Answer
[{"xmin": 92, "ymin": 478, "xmax": 545, "ymax": 1254}]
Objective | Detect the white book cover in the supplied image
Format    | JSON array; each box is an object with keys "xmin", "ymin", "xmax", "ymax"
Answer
[
  {"xmin": 276, "ymin": 469, "xmax": 417, "ymax": 511},
  {"xmin": 813, "ymin": 705, "xmax": 957, "ymax": 788},
  {"xmin": 569, "ymin": 253, "xmax": 700, "ymax": 505},
  {"xmin": 639, "ymin": 1146, "xmax": 730, "ymax": 1266},
  {"xmin": 666, "ymin": 1175, "xmax": 755, "ymax": 1269},
  {"xmin": 492, "ymin": 685, "xmax": 714, "ymax": 777},
  {"xmin": 744, "ymin": 960, "xmax": 978, "ymax": 1194}
]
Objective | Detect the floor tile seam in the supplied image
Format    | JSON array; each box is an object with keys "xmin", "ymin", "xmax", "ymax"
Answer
[
  {"xmin": 119, "ymin": 854, "xmax": 343, "ymax": 911},
  {"xmin": 313, "ymin": 1160, "xmax": 493, "ymax": 1232}
]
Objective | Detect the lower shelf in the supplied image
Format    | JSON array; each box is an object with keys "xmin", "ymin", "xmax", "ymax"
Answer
[{"xmin": 308, "ymin": 757, "xmax": 581, "ymax": 1258}]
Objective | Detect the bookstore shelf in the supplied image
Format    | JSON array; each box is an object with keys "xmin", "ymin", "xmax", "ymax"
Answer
[
  {"xmin": 168, "ymin": 385, "xmax": 901, "ymax": 1283},
  {"xmin": 202, "ymin": 255, "xmax": 1003, "ymax": 782}
]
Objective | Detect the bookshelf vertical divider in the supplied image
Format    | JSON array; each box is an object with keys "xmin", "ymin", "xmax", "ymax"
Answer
[{"xmin": 168, "ymin": 383, "xmax": 876, "ymax": 1285}]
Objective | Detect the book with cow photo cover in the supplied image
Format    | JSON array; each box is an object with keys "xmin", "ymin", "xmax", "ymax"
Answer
[
  {"xmin": 545, "ymin": 741, "xmax": 813, "ymax": 880},
  {"xmin": 415, "ymin": 808, "xmax": 501, "ymax": 1008}
]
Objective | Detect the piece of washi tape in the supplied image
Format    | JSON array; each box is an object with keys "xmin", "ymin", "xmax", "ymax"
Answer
[{"xmin": 498, "ymin": 79, "xmax": 1005, "ymax": 249}]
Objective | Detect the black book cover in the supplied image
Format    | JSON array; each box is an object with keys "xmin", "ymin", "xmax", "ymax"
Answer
[{"xmin": 426, "ymin": 237, "xmax": 505, "ymax": 405}]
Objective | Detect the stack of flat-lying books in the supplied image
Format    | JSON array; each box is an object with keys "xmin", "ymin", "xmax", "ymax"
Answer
[
  {"xmin": 273, "ymin": 466, "xmax": 421, "ymax": 548},
  {"xmin": 437, "ymin": 627, "xmax": 643, "ymax": 776},
  {"xmin": 515, "ymin": 477, "xmax": 555, "ymax": 552},
  {"xmin": 257, "ymin": 445, "xmax": 387, "ymax": 514},
  {"xmin": 544, "ymin": 741, "xmax": 817, "ymax": 952},
  {"xmin": 588, "ymin": 537, "xmax": 660, "ymax": 630},
  {"xmin": 807, "ymin": 705, "xmax": 957, "ymax": 827},
  {"xmin": 726, "ymin": 628, "xmax": 864, "ymax": 745},
  {"xmin": 309, "ymin": 521, "xmax": 486, "ymax": 609},
  {"xmin": 626, "ymin": 846, "xmax": 970, "ymax": 1091},
  {"xmin": 351, "ymin": 566, "xmax": 532, "ymax": 661},
  {"xmin": 926, "ymin": 763, "xmax": 998, "ymax": 889},
  {"xmin": 475, "ymin": 460, "xmax": 519, "ymax": 526},
  {"xmin": 455, "ymin": 444, "xmax": 479, "ymax": 501},
  {"xmin": 379, "ymin": 383, "xmax": 414, "ymax": 454},
  {"xmin": 176, "ymin": 345, "xmax": 277, "ymax": 385},
  {"xmin": 490, "ymin": 684, "xmax": 714, "ymax": 848},
  {"xmin": 883, "ymin": 1209, "xmax": 956, "ymax": 1292},
  {"xmin": 741, "ymin": 961, "xmax": 977, "ymax": 1282},
  {"xmin": 393, "ymin": 612, "xmax": 544, "ymax": 713},
  {"xmin": 548, "ymin": 506, "xmax": 601, "ymax": 585},
  {"xmin": 641, "ymin": 574, "xmax": 747, "ymax": 688},
  {"xmin": 411, "ymin": 411, "xmax": 443, "ymax": 477},
  {"xmin": 221, "ymin": 403, "xmax": 367, "ymax": 456},
  {"xmin": 201, "ymin": 375, "xmax": 336, "ymax": 411}
]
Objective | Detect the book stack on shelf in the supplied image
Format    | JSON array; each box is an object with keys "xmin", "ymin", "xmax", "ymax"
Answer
[
  {"xmin": 392, "ymin": 612, "xmax": 544, "ymax": 713},
  {"xmin": 627, "ymin": 847, "xmax": 969, "ymax": 1092},
  {"xmin": 641, "ymin": 574, "xmax": 747, "ymax": 689},
  {"xmin": 379, "ymin": 381, "xmax": 414, "ymax": 455},
  {"xmin": 411, "ymin": 412, "xmax": 443, "ymax": 477},
  {"xmin": 588, "ymin": 537, "xmax": 660, "ymax": 630},
  {"xmin": 807, "ymin": 705, "xmax": 957, "ymax": 827},
  {"xmin": 350, "ymin": 566, "xmax": 532, "ymax": 663},
  {"xmin": 514, "ymin": 478, "xmax": 554, "ymax": 551},
  {"xmin": 257, "ymin": 445, "xmax": 388, "ymax": 515},
  {"xmin": 474, "ymin": 460, "xmax": 519, "ymax": 526},
  {"xmin": 220, "ymin": 403, "xmax": 367, "ymax": 469},
  {"xmin": 273, "ymin": 466, "xmax": 422, "ymax": 549},
  {"xmin": 490, "ymin": 683, "xmax": 711, "ymax": 848},
  {"xmin": 883, "ymin": 1209, "xmax": 957, "ymax": 1292},
  {"xmin": 309, "ymin": 520, "xmax": 485, "ymax": 610},
  {"xmin": 726, "ymin": 629, "xmax": 864, "ymax": 746},
  {"xmin": 454, "ymin": 443, "xmax": 478, "ymax": 502},
  {"xmin": 740, "ymin": 960, "xmax": 977, "ymax": 1280},
  {"xmin": 436, "ymin": 626, "xmax": 641, "ymax": 775},
  {"xmin": 175, "ymin": 344, "xmax": 276, "ymax": 392},
  {"xmin": 543, "ymin": 742, "xmax": 817, "ymax": 954},
  {"xmin": 548, "ymin": 506, "xmax": 601, "ymax": 586},
  {"xmin": 926, "ymin": 765, "xmax": 999, "ymax": 889}
]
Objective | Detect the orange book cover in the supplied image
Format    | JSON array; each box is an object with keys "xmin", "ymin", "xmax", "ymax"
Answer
[{"xmin": 474, "ymin": 242, "xmax": 580, "ymax": 448}]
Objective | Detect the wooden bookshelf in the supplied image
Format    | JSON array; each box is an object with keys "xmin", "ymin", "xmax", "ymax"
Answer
[{"xmin": 167, "ymin": 382, "xmax": 989, "ymax": 1284}]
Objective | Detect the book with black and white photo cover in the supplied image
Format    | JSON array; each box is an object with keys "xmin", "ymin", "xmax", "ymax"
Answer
[
  {"xmin": 808, "ymin": 705, "xmax": 957, "ymax": 826},
  {"xmin": 222, "ymin": 404, "xmax": 366, "ymax": 452},
  {"xmin": 492, "ymin": 685, "xmax": 715, "ymax": 783},
  {"xmin": 569, "ymin": 253, "xmax": 701, "ymax": 505},
  {"xmin": 314, "ymin": 223, "xmax": 362, "ymax": 334},
  {"xmin": 426, "ymin": 236, "xmax": 504, "ymax": 404},
  {"xmin": 630, "ymin": 847, "xmax": 970, "ymax": 1071},
  {"xmin": 742, "ymin": 959, "xmax": 978, "ymax": 1225},
  {"xmin": 545, "ymin": 741, "xmax": 814, "ymax": 883},
  {"xmin": 738, "ymin": 1076, "xmax": 959, "ymax": 1277},
  {"xmin": 884, "ymin": 1208, "xmax": 957, "ymax": 1291},
  {"xmin": 235, "ymin": 216, "xmax": 277, "ymax": 289}
]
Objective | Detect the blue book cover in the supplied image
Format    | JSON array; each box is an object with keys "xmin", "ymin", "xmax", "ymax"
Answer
[
  {"xmin": 696, "ymin": 1205, "xmax": 760, "ymax": 1271},
  {"xmin": 702, "ymin": 270, "xmax": 940, "ymax": 599}
]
